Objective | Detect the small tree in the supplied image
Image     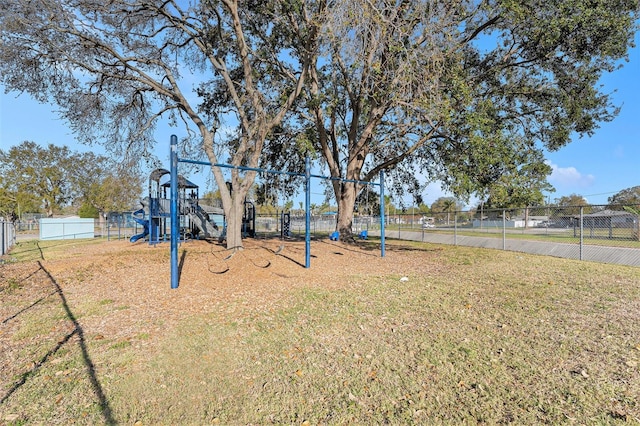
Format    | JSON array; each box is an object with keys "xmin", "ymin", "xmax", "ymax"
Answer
[
  {"xmin": 0, "ymin": 142, "xmax": 75, "ymax": 217},
  {"xmin": 78, "ymin": 203, "xmax": 100, "ymax": 219},
  {"xmin": 608, "ymin": 186, "xmax": 640, "ymax": 209},
  {"xmin": 431, "ymin": 197, "xmax": 464, "ymax": 225},
  {"xmin": 556, "ymin": 194, "xmax": 592, "ymax": 215}
]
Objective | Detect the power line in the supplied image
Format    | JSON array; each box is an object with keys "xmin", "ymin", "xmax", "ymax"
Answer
[{"xmin": 583, "ymin": 191, "xmax": 619, "ymax": 197}]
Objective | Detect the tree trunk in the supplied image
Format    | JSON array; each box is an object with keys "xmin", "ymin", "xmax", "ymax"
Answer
[
  {"xmin": 45, "ymin": 201, "xmax": 54, "ymax": 218},
  {"xmin": 336, "ymin": 182, "xmax": 357, "ymax": 240},
  {"xmin": 225, "ymin": 194, "xmax": 245, "ymax": 250},
  {"xmin": 202, "ymin": 132, "xmax": 251, "ymax": 251}
]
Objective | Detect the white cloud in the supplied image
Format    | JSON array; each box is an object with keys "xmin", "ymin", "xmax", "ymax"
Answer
[{"xmin": 547, "ymin": 161, "xmax": 595, "ymax": 188}]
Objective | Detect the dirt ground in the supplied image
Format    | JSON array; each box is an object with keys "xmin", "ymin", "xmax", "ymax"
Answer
[{"xmin": 0, "ymin": 237, "xmax": 445, "ymax": 363}]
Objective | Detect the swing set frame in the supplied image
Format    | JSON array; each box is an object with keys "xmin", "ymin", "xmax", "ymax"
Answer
[{"xmin": 169, "ymin": 135, "xmax": 386, "ymax": 289}]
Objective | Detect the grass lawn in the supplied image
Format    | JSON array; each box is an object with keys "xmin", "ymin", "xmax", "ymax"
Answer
[{"xmin": 1, "ymin": 238, "xmax": 639, "ymax": 424}]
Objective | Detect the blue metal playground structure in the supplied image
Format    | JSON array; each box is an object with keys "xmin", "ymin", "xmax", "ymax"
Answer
[
  {"xmin": 167, "ymin": 134, "xmax": 386, "ymax": 289},
  {"xmin": 129, "ymin": 168, "xmax": 232, "ymax": 244}
]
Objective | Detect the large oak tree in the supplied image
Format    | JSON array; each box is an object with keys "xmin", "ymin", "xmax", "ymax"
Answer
[
  {"xmin": 0, "ymin": 0, "xmax": 320, "ymax": 249},
  {"xmin": 608, "ymin": 185, "xmax": 640, "ymax": 208},
  {"xmin": 297, "ymin": 0, "xmax": 638, "ymax": 238}
]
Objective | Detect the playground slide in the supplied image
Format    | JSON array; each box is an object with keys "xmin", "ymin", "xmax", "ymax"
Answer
[
  {"xmin": 188, "ymin": 209, "xmax": 219, "ymax": 238},
  {"xmin": 130, "ymin": 209, "xmax": 150, "ymax": 243}
]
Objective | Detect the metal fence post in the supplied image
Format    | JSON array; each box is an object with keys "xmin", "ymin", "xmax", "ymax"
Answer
[
  {"xmin": 305, "ymin": 155, "xmax": 310, "ymax": 268},
  {"xmin": 580, "ymin": 206, "xmax": 584, "ymax": 261},
  {"xmin": 503, "ymin": 209, "xmax": 506, "ymax": 250},
  {"xmin": 454, "ymin": 211, "xmax": 458, "ymax": 245},
  {"xmin": 379, "ymin": 169, "xmax": 385, "ymax": 258}
]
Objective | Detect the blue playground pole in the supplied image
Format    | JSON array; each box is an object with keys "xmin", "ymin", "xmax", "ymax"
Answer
[
  {"xmin": 380, "ymin": 170, "xmax": 385, "ymax": 257},
  {"xmin": 305, "ymin": 156, "xmax": 311, "ymax": 268},
  {"xmin": 170, "ymin": 135, "xmax": 179, "ymax": 289}
]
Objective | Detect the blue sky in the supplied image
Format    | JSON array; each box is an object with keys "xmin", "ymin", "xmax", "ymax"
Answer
[{"xmin": 1, "ymin": 34, "xmax": 638, "ymax": 208}]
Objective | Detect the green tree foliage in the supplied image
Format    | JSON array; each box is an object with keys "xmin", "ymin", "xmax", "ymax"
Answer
[
  {"xmin": 355, "ymin": 185, "xmax": 380, "ymax": 216},
  {"xmin": 295, "ymin": 0, "xmax": 638, "ymax": 237},
  {"xmin": 555, "ymin": 193, "xmax": 592, "ymax": 215},
  {"xmin": 608, "ymin": 185, "xmax": 640, "ymax": 208},
  {"xmin": 0, "ymin": 142, "xmax": 142, "ymax": 218},
  {"xmin": 417, "ymin": 203, "xmax": 431, "ymax": 215},
  {"xmin": 481, "ymin": 153, "xmax": 554, "ymax": 209},
  {"xmin": 0, "ymin": 174, "xmax": 41, "ymax": 219},
  {"xmin": 78, "ymin": 202, "xmax": 100, "ymax": 219},
  {"xmin": 82, "ymin": 169, "xmax": 144, "ymax": 216},
  {"xmin": 557, "ymin": 194, "xmax": 589, "ymax": 206},
  {"xmin": 0, "ymin": 142, "xmax": 75, "ymax": 217},
  {"xmin": 431, "ymin": 197, "xmax": 464, "ymax": 224}
]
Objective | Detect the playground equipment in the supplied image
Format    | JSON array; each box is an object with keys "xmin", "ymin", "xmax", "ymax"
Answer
[
  {"xmin": 281, "ymin": 212, "xmax": 291, "ymax": 238},
  {"xmin": 129, "ymin": 206, "xmax": 149, "ymax": 243},
  {"xmin": 130, "ymin": 168, "xmax": 224, "ymax": 243},
  {"xmin": 169, "ymin": 134, "xmax": 387, "ymax": 289}
]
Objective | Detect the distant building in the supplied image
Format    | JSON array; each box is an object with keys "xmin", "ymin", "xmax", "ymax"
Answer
[
  {"xmin": 583, "ymin": 209, "xmax": 638, "ymax": 229},
  {"xmin": 472, "ymin": 215, "xmax": 549, "ymax": 228}
]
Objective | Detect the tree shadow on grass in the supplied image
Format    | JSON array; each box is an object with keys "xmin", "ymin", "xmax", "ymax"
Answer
[
  {"xmin": 0, "ymin": 261, "xmax": 116, "ymax": 425},
  {"xmin": 4, "ymin": 241, "xmax": 46, "ymax": 261},
  {"xmin": 370, "ymin": 236, "xmax": 445, "ymax": 254},
  {"xmin": 320, "ymin": 239, "xmax": 381, "ymax": 257}
]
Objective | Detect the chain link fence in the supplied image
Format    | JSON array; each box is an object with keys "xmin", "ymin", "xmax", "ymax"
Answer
[
  {"xmin": 254, "ymin": 213, "xmax": 339, "ymax": 237},
  {"xmin": 371, "ymin": 204, "xmax": 640, "ymax": 267},
  {"xmin": 1, "ymin": 220, "xmax": 17, "ymax": 256},
  {"xmin": 4, "ymin": 213, "xmax": 143, "ymax": 244},
  {"xmin": 5, "ymin": 204, "xmax": 639, "ymax": 267}
]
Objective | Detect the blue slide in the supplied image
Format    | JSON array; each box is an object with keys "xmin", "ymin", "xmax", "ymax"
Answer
[{"xmin": 130, "ymin": 208, "xmax": 149, "ymax": 243}]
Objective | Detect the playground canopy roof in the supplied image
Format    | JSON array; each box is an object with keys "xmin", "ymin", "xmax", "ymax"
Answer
[
  {"xmin": 149, "ymin": 168, "xmax": 170, "ymax": 182},
  {"xmin": 161, "ymin": 175, "xmax": 198, "ymax": 189}
]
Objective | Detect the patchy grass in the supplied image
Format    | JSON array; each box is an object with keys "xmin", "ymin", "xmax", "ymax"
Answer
[
  {"xmin": 111, "ymin": 253, "xmax": 640, "ymax": 424},
  {"xmin": 7, "ymin": 239, "xmax": 105, "ymax": 263},
  {"xmin": 1, "ymin": 241, "xmax": 639, "ymax": 424}
]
